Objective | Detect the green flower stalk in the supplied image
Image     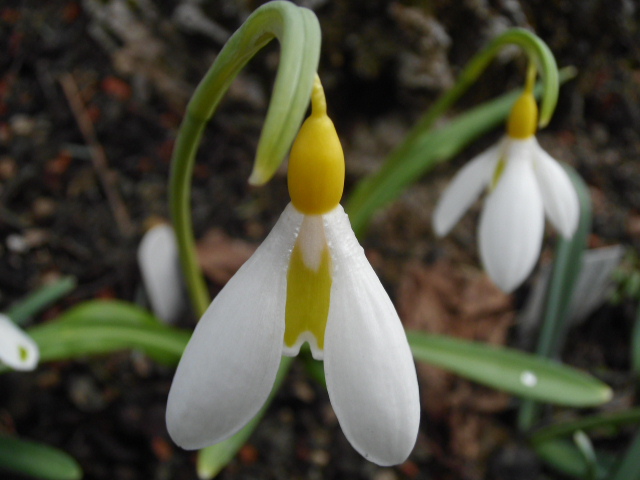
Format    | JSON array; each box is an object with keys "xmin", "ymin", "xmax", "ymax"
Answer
[{"xmin": 169, "ymin": 1, "xmax": 321, "ymax": 316}]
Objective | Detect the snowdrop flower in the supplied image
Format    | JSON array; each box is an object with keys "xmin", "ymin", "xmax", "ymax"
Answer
[
  {"xmin": 138, "ymin": 222, "xmax": 185, "ymax": 324},
  {"xmin": 166, "ymin": 77, "xmax": 420, "ymax": 466},
  {"xmin": 433, "ymin": 84, "xmax": 579, "ymax": 292},
  {"xmin": 0, "ymin": 313, "xmax": 39, "ymax": 371}
]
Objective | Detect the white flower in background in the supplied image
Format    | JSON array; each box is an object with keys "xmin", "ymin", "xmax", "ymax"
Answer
[
  {"xmin": 138, "ymin": 223, "xmax": 184, "ymax": 324},
  {"xmin": 0, "ymin": 313, "xmax": 39, "ymax": 371},
  {"xmin": 166, "ymin": 77, "xmax": 420, "ymax": 466},
  {"xmin": 433, "ymin": 87, "xmax": 579, "ymax": 293}
]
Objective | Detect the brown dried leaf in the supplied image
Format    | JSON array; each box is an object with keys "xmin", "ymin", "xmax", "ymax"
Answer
[{"xmin": 196, "ymin": 229, "xmax": 256, "ymax": 286}]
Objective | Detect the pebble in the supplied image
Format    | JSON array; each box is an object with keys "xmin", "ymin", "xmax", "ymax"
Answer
[
  {"xmin": 10, "ymin": 114, "xmax": 36, "ymax": 136},
  {"xmin": 6, "ymin": 233, "xmax": 28, "ymax": 253},
  {"xmin": 309, "ymin": 449, "xmax": 330, "ymax": 467},
  {"xmin": 373, "ymin": 469, "xmax": 398, "ymax": 480}
]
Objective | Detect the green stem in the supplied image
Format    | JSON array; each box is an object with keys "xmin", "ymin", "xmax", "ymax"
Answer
[
  {"xmin": 402, "ymin": 27, "xmax": 557, "ymax": 151},
  {"xmin": 169, "ymin": 2, "xmax": 321, "ymax": 315}
]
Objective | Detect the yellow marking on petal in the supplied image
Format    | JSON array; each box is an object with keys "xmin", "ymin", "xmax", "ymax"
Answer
[
  {"xmin": 288, "ymin": 75, "xmax": 345, "ymax": 215},
  {"xmin": 491, "ymin": 157, "xmax": 507, "ymax": 190},
  {"xmin": 18, "ymin": 345, "xmax": 28, "ymax": 362},
  {"xmin": 507, "ymin": 91, "xmax": 538, "ymax": 139},
  {"xmin": 284, "ymin": 237, "xmax": 332, "ymax": 355}
]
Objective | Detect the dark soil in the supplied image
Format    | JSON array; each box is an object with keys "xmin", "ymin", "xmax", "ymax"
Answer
[{"xmin": 1, "ymin": 1, "xmax": 639, "ymax": 479}]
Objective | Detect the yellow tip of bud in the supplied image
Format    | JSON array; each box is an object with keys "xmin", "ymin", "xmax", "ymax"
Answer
[
  {"xmin": 288, "ymin": 75, "xmax": 345, "ymax": 215},
  {"xmin": 507, "ymin": 91, "xmax": 538, "ymax": 139}
]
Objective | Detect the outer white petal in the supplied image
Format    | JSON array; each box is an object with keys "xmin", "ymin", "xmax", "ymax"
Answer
[
  {"xmin": 531, "ymin": 140, "xmax": 580, "ymax": 238},
  {"xmin": 479, "ymin": 139, "xmax": 545, "ymax": 293},
  {"xmin": 0, "ymin": 313, "xmax": 39, "ymax": 371},
  {"xmin": 138, "ymin": 224, "xmax": 184, "ymax": 324},
  {"xmin": 433, "ymin": 139, "xmax": 504, "ymax": 236},
  {"xmin": 166, "ymin": 204, "xmax": 303, "ymax": 449},
  {"xmin": 323, "ymin": 206, "xmax": 420, "ymax": 466}
]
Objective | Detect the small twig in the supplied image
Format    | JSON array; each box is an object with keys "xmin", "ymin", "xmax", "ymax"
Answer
[{"xmin": 59, "ymin": 73, "xmax": 135, "ymax": 238}]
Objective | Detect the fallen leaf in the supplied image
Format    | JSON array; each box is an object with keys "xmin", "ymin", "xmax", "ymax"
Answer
[{"xmin": 197, "ymin": 229, "xmax": 256, "ymax": 285}]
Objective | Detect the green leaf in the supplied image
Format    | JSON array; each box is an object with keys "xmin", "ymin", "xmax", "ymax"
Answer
[
  {"xmin": 57, "ymin": 299, "xmax": 162, "ymax": 327},
  {"xmin": 196, "ymin": 356, "xmax": 293, "ymax": 479},
  {"xmin": 530, "ymin": 408, "xmax": 640, "ymax": 443},
  {"xmin": 531, "ymin": 411, "xmax": 640, "ymax": 480},
  {"xmin": 0, "ymin": 434, "xmax": 82, "ymax": 480},
  {"xmin": 518, "ymin": 167, "xmax": 592, "ymax": 431},
  {"xmin": 610, "ymin": 428, "xmax": 640, "ymax": 480},
  {"xmin": 407, "ymin": 331, "xmax": 612, "ymax": 406},
  {"xmin": 0, "ymin": 301, "xmax": 189, "ymax": 373},
  {"xmin": 6, "ymin": 276, "xmax": 76, "ymax": 326},
  {"xmin": 573, "ymin": 431, "xmax": 598, "ymax": 480},
  {"xmin": 532, "ymin": 438, "xmax": 615, "ymax": 480}
]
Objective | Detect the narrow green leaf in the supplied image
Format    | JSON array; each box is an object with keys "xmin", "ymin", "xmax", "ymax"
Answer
[
  {"xmin": 573, "ymin": 431, "xmax": 598, "ymax": 480},
  {"xmin": 57, "ymin": 299, "xmax": 162, "ymax": 327},
  {"xmin": 0, "ymin": 435, "xmax": 82, "ymax": 480},
  {"xmin": 518, "ymin": 166, "xmax": 592, "ymax": 431},
  {"xmin": 196, "ymin": 356, "xmax": 293, "ymax": 479},
  {"xmin": 533, "ymin": 438, "xmax": 614, "ymax": 480},
  {"xmin": 0, "ymin": 301, "xmax": 190, "ymax": 373},
  {"xmin": 536, "ymin": 167, "xmax": 592, "ymax": 360},
  {"xmin": 610, "ymin": 428, "xmax": 640, "ymax": 480},
  {"xmin": 407, "ymin": 331, "xmax": 612, "ymax": 406},
  {"xmin": 6, "ymin": 276, "xmax": 76, "ymax": 326},
  {"xmin": 26, "ymin": 322, "xmax": 189, "ymax": 367},
  {"xmin": 530, "ymin": 408, "xmax": 640, "ymax": 443}
]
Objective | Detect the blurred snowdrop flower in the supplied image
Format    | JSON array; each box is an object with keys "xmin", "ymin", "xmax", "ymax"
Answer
[
  {"xmin": 433, "ymin": 86, "xmax": 579, "ymax": 293},
  {"xmin": 166, "ymin": 77, "xmax": 420, "ymax": 466},
  {"xmin": 0, "ymin": 313, "xmax": 39, "ymax": 371},
  {"xmin": 138, "ymin": 222, "xmax": 185, "ymax": 324}
]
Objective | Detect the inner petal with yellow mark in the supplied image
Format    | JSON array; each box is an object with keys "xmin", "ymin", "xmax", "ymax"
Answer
[{"xmin": 283, "ymin": 214, "xmax": 332, "ymax": 360}]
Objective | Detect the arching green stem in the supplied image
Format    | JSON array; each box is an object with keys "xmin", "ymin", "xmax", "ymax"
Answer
[
  {"xmin": 169, "ymin": 2, "xmax": 321, "ymax": 315},
  {"xmin": 411, "ymin": 27, "xmax": 558, "ymax": 136}
]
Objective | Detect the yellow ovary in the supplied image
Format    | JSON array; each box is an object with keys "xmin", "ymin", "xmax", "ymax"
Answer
[
  {"xmin": 288, "ymin": 76, "xmax": 345, "ymax": 215},
  {"xmin": 507, "ymin": 91, "xmax": 538, "ymax": 139}
]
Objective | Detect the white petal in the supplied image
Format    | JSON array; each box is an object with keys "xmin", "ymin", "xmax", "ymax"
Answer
[
  {"xmin": 137, "ymin": 224, "xmax": 184, "ymax": 324},
  {"xmin": 323, "ymin": 206, "xmax": 420, "ymax": 466},
  {"xmin": 433, "ymin": 139, "xmax": 504, "ymax": 236},
  {"xmin": 0, "ymin": 313, "xmax": 39, "ymax": 371},
  {"xmin": 531, "ymin": 140, "xmax": 580, "ymax": 238},
  {"xmin": 479, "ymin": 139, "xmax": 545, "ymax": 293},
  {"xmin": 166, "ymin": 204, "xmax": 303, "ymax": 449}
]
